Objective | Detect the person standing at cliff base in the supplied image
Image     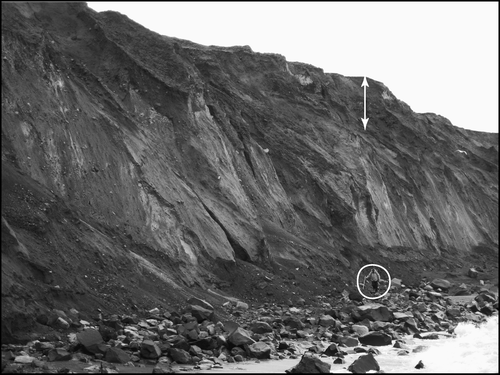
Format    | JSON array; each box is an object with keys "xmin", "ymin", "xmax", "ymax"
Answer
[{"xmin": 364, "ymin": 267, "xmax": 381, "ymax": 294}]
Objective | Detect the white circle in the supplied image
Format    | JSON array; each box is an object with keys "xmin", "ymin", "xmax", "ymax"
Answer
[{"xmin": 356, "ymin": 263, "xmax": 392, "ymax": 300}]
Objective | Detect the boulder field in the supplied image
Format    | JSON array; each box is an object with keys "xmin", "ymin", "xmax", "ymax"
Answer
[{"xmin": 1, "ymin": 279, "xmax": 497, "ymax": 373}]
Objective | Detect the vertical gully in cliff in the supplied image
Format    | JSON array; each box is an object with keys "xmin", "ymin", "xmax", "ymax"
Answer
[{"xmin": 200, "ymin": 202, "xmax": 250, "ymax": 262}]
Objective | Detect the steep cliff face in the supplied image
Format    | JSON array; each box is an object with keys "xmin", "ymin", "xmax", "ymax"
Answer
[{"xmin": 1, "ymin": 2, "xmax": 498, "ymax": 342}]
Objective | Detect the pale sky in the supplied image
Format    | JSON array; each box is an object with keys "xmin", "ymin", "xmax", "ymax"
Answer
[{"xmin": 87, "ymin": 2, "xmax": 499, "ymax": 133}]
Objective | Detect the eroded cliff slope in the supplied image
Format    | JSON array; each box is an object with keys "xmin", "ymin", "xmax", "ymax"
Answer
[{"xmin": 1, "ymin": 2, "xmax": 498, "ymax": 343}]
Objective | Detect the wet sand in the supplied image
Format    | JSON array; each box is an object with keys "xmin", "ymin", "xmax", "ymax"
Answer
[
  {"xmin": 174, "ymin": 358, "xmax": 301, "ymax": 373},
  {"xmin": 46, "ymin": 357, "xmax": 303, "ymax": 374}
]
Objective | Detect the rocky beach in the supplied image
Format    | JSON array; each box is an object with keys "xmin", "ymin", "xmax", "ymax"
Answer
[{"xmin": 2, "ymin": 276, "xmax": 497, "ymax": 373}]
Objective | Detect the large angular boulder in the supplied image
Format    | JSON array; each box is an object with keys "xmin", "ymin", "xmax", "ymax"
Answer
[
  {"xmin": 47, "ymin": 348, "xmax": 72, "ymax": 362},
  {"xmin": 347, "ymin": 353, "xmax": 380, "ymax": 373},
  {"xmin": 14, "ymin": 356, "xmax": 36, "ymax": 364},
  {"xmin": 339, "ymin": 336, "xmax": 359, "ymax": 347},
  {"xmin": 466, "ymin": 301, "xmax": 480, "ymax": 313},
  {"xmin": 430, "ymin": 279, "xmax": 451, "ymax": 290},
  {"xmin": 353, "ymin": 347, "xmax": 368, "ymax": 353},
  {"xmin": 479, "ymin": 303, "xmax": 495, "ymax": 316},
  {"xmin": 412, "ymin": 310, "xmax": 425, "ymax": 322},
  {"xmin": 476, "ymin": 290, "xmax": 497, "ymax": 303},
  {"xmin": 415, "ymin": 360, "xmax": 425, "ymax": 369},
  {"xmin": 308, "ymin": 342, "xmax": 329, "ymax": 354},
  {"xmin": 427, "ymin": 291, "xmax": 442, "ymax": 299},
  {"xmin": 76, "ymin": 329, "xmax": 107, "ymax": 354},
  {"xmin": 415, "ymin": 302, "xmax": 427, "ymax": 313},
  {"xmin": 178, "ymin": 323, "xmax": 199, "ymax": 341},
  {"xmin": 105, "ymin": 347, "xmax": 130, "ymax": 364},
  {"xmin": 189, "ymin": 305, "xmax": 214, "ymax": 323},
  {"xmin": 47, "ymin": 309, "xmax": 70, "ymax": 324},
  {"xmin": 351, "ymin": 324, "xmax": 369, "ymax": 336},
  {"xmin": 250, "ymin": 321, "xmax": 273, "ymax": 334},
  {"xmin": 468, "ymin": 268, "xmax": 479, "ymax": 278},
  {"xmin": 122, "ymin": 315, "xmax": 138, "ymax": 324},
  {"xmin": 141, "ymin": 340, "xmax": 162, "ymax": 359},
  {"xmin": 228, "ymin": 327, "xmax": 255, "ymax": 347},
  {"xmin": 152, "ymin": 364, "xmax": 174, "ymax": 373},
  {"xmin": 284, "ymin": 316, "xmax": 305, "ymax": 329},
  {"xmin": 324, "ymin": 343, "xmax": 341, "ymax": 357},
  {"xmin": 349, "ymin": 290, "xmax": 364, "ymax": 302},
  {"xmin": 409, "ymin": 289, "xmax": 421, "ymax": 298},
  {"xmin": 286, "ymin": 354, "xmax": 331, "ymax": 373},
  {"xmin": 404, "ymin": 319, "xmax": 420, "ymax": 335},
  {"xmin": 358, "ymin": 332, "xmax": 392, "ymax": 346},
  {"xmin": 98, "ymin": 323, "xmax": 118, "ymax": 341},
  {"xmin": 170, "ymin": 335, "xmax": 191, "ymax": 351},
  {"xmin": 356, "ymin": 318, "xmax": 372, "ymax": 329},
  {"xmin": 187, "ymin": 297, "xmax": 214, "ymax": 311},
  {"xmin": 169, "ymin": 348, "xmax": 191, "ymax": 364},
  {"xmin": 393, "ymin": 312, "xmax": 413, "ymax": 320},
  {"xmin": 189, "ymin": 345, "xmax": 203, "ymax": 357},
  {"xmin": 50, "ymin": 317, "xmax": 70, "ymax": 330},
  {"xmin": 318, "ymin": 315, "xmax": 335, "ymax": 327},
  {"xmin": 337, "ymin": 308, "xmax": 354, "ymax": 323},
  {"xmin": 446, "ymin": 307, "xmax": 461, "ymax": 318},
  {"xmin": 352, "ymin": 304, "xmax": 394, "ymax": 322},
  {"xmin": 371, "ymin": 321, "xmax": 389, "ymax": 331},
  {"xmin": 34, "ymin": 341, "xmax": 55, "ymax": 351},
  {"xmin": 102, "ymin": 317, "xmax": 123, "ymax": 331},
  {"xmin": 391, "ymin": 278, "xmax": 403, "ymax": 289},
  {"xmin": 231, "ymin": 347, "xmax": 247, "ymax": 358},
  {"xmin": 235, "ymin": 301, "xmax": 249, "ymax": 311},
  {"xmin": 247, "ymin": 342, "xmax": 272, "ymax": 359},
  {"xmin": 453, "ymin": 283, "xmax": 470, "ymax": 296},
  {"xmin": 194, "ymin": 336, "xmax": 217, "ymax": 350},
  {"xmin": 222, "ymin": 321, "xmax": 239, "ymax": 334},
  {"xmin": 148, "ymin": 307, "xmax": 160, "ymax": 315}
]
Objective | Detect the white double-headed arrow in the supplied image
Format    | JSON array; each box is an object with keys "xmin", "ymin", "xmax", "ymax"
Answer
[{"xmin": 361, "ymin": 76, "xmax": 369, "ymax": 130}]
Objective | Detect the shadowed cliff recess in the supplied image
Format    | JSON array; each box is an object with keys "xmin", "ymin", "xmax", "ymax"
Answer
[{"xmin": 1, "ymin": 2, "xmax": 498, "ymax": 343}]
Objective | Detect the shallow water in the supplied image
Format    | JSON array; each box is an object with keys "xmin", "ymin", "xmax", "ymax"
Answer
[
  {"xmin": 177, "ymin": 315, "xmax": 498, "ymax": 373},
  {"xmin": 404, "ymin": 315, "xmax": 499, "ymax": 374}
]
